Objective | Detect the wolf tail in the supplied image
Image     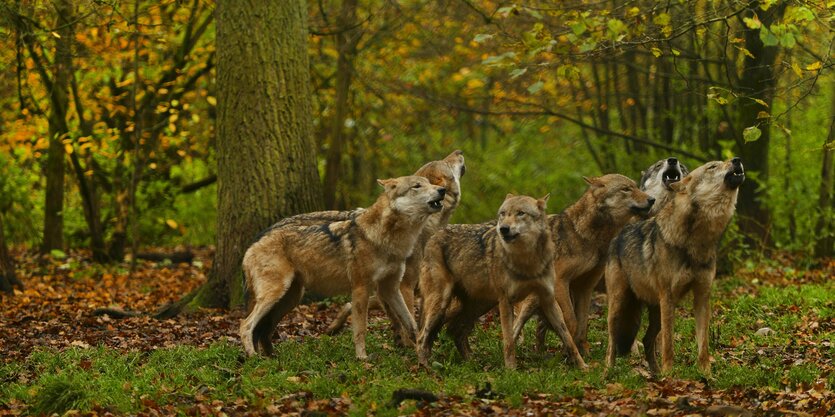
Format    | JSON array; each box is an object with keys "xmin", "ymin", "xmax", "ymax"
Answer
[{"xmin": 611, "ymin": 287, "xmax": 643, "ymax": 357}]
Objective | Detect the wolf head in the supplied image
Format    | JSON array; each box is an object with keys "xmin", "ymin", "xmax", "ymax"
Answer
[
  {"xmin": 585, "ymin": 174, "xmax": 655, "ymax": 219},
  {"xmin": 378, "ymin": 175, "xmax": 447, "ymax": 217},
  {"xmin": 496, "ymin": 193, "xmax": 550, "ymax": 245},
  {"xmin": 414, "ymin": 150, "xmax": 465, "ymax": 211},
  {"xmin": 640, "ymin": 157, "xmax": 689, "ymax": 196},
  {"xmin": 670, "ymin": 157, "xmax": 744, "ymax": 210}
]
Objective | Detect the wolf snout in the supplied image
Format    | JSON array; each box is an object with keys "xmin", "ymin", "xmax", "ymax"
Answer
[
  {"xmin": 647, "ymin": 197, "xmax": 656, "ymax": 207},
  {"xmin": 724, "ymin": 157, "xmax": 745, "ymax": 188},
  {"xmin": 667, "ymin": 157, "xmax": 678, "ymax": 166},
  {"xmin": 499, "ymin": 225, "xmax": 517, "ymax": 241},
  {"xmin": 437, "ymin": 187, "xmax": 446, "ymax": 197}
]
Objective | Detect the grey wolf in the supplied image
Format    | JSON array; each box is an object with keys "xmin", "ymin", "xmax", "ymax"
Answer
[
  {"xmin": 640, "ymin": 157, "xmax": 689, "ymax": 216},
  {"xmin": 511, "ymin": 174, "xmax": 655, "ymax": 356},
  {"xmin": 605, "ymin": 158, "xmax": 744, "ymax": 375},
  {"xmin": 240, "ymin": 175, "xmax": 447, "ymax": 359},
  {"xmin": 323, "ymin": 150, "xmax": 465, "ymax": 337},
  {"xmin": 416, "ymin": 194, "xmax": 586, "ymax": 369}
]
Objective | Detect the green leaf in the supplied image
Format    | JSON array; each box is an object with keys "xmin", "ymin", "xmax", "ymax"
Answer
[
  {"xmin": 759, "ymin": 27, "xmax": 778, "ymax": 47},
  {"xmin": 570, "ymin": 22, "xmax": 587, "ymax": 36},
  {"xmin": 653, "ymin": 13, "xmax": 671, "ymax": 26},
  {"xmin": 527, "ymin": 81, "xmax": 544, "ymax": 94},
  {"xmin": 651, "ymin": 47, "xmax": 662, "ymax": 58},
  {"xmin": 607, "ymin": 18, "xmax": 627, "ymax": 38},
  {"xmin": 743, "ymin": 126, "xmax": 762, "ymax": 143},
  {"xmin": 50, "ymin": 249, "xmax": 67, "ymax": 259},
  {"xmin": 786, "ymin": 6, "xmax": 815, "ymax": 22},
  {"xmin": 473, "ymin": 34, "xmax": 494, "ymax": 43},
  {"xmin": 743, "ymin": 15, "xmax": 761, "ymax": 29},
  {"xmin": 509, "ymin": 68, "xmax": 527, "ymax": 79}
]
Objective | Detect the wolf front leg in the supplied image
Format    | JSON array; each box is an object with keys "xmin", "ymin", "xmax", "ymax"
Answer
[
  {"xmin": 693, "ymin": 279, "xmax": 713, "ymax": 375},
  {"xmin": 659, "ymin": 292, "xmax": 676, "ymax": 373},
  {"xmin": 498, "ymin": 295, "xmax": 517, "ymax": 369},
  {"xmin": 350, "ymin": 281, "xmax": 371, "ymax": 360},
  {"xmin": 539, "ymin": 291, "xmax": 587, "ymax": 369},
  {"xmin": 377, "ymin": 267, "xmax": 417, "ymax": 347}
]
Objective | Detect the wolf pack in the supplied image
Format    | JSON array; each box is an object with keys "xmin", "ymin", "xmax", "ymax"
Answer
[{"xmin": 240, "ymin": 150, "xmax": 745, "ymax": 376}]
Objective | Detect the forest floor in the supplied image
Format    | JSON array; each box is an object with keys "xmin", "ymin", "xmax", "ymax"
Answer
[{"xmin": 1, "ymin": 249, "xmax": 834, "ymax": 416}]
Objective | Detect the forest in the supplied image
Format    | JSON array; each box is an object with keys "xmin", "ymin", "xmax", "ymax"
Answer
[{"xmin": 0, "ymin": 0, "xmax": 834, "ymax": 415}]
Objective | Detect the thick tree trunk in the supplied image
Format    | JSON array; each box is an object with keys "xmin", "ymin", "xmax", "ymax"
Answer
[
  {"xmin": 734, "ymin": 3, "xmax": 785, "ymax": 249},
  {"xmin": 0, "ymin": 214, "xmax": 23, "ymax": 294},
  {"xmin": 814, "ymin": 83, "xmax": 835, "ymax": 258},
  {"xmin": 41, "ymin": 0, "xmax": 73, "ymax": 254},
  {"xmin": 323, "ymin": 0, "xmax": 359, "ymax": 209},
  {"xmin": 159, "ymin": 0, "xmax": 322, "ymax": 315}
]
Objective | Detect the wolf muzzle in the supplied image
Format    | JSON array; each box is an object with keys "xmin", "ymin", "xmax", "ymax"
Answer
[{"xmin": 724, "ymin": 157, "xmax": 745, "ymax": 189}]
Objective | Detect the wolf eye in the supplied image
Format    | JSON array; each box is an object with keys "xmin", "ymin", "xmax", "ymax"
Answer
[
  {"xmin": 621, "ymin": 186, "xmax": 631, "ymax": 192},
  {"xmin": 517, "ymin": 211, "xmax": 525, "ymax": 216},
  {"xmin": 412, "ymin": 183, "xmax": 422, "ymax": 189},
  {"xmin": 707, "ymin": 164, "xmax": 718, "ymax": 170}
]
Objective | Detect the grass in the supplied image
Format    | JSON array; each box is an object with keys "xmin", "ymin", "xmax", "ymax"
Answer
[{"xmin": 2, "ymin": 278, "xmax": 833, "ymax": 415}]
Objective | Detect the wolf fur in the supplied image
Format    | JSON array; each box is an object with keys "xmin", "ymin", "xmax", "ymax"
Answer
[
  {"xmin": 240, "ymin": 175, "xmax": 447, "ymax": 360},
  {"xmin": 605, "ymin": 158, "xmax": 744, "ymax": 375},
  {"xmin": 511, "ymin": 174, "xmax": 655, "ymax": 356},
  {"xmin": 324, "ymin": 150, "xmax": 466, "ymax": 336},
  {"xmin": 417, "ymin": 194, "xmax": 587, "ymax": 369}
]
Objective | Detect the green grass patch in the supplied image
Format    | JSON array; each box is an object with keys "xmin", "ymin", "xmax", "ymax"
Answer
[{"xmin": 2, "ymin": 278, "xmax": 834, "ymax": 414}]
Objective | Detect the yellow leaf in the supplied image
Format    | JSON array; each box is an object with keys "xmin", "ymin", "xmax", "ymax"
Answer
[
  {"xmin": 51, "ymin": 31, "xmax": 61, "ymax": 38},
  {"xmin": 206, "ymin": 96, "xmax": 217, "ymax": 106},
  {"xmin": 650, "ymin": 47, "xmax": 662, "ymax": 57},
  {"xmin": 806, "ymin": 61, "xmax": 822, "ymax": 71},
  {"xmin": 165, "ymin": 219, "xmax": 178, "ymax": 229},
  {"xmin": 64, "ymin": 143, "xmax": 74, "ymax": 154},
  {"xmin": 757, "ymin": 111, "xmax": 770, "ymax": 119},
  {"xmin": 792, "ymin": 62, "xmax": 803, "ymax": 77},
  {"xmin": 467, "ymin": 78, "xmax": 485, "ymax": 89}
]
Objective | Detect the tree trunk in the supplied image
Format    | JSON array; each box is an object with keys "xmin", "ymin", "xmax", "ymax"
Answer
[
  {"xmin": 814, "ymin": 83, "xmax": 835, "ymax": 258},
  {"xmin": 159, "ymin": 0, "xmax": 323, "ymax": 316},
  {"xmin": 323, "ymin": 0, "xmax": 359, "ymax": 209},
  {"xmin": 734, "ymin": 2, "xmax": 785, "ymax": 249},
  {"xmin": 41, "ymin": 0, "xmax": 73, "ymax": 254},
  {"xmin": 0, "ymin": 214, "xmax": 23, "ymax": 294}
]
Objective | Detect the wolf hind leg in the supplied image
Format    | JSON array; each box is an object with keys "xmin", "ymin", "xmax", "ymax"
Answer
[
  {"xmin": 239, "ymin": 263, "xmax": 297, "ymax": 357},
  {"xmin": 643, "ymin": 304, "xmax": 661, "ymax": 374},
  {"xmin": 255, "ymin": 277, "xmax": 305, "ymax": 356},
  {"xmin": 324, "ymin": 302, "xmax": 352, "ymax": 335}
]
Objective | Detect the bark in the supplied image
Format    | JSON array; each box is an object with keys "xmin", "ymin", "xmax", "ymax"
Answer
[
  {"xmin": 40, "ymin": 0, "xmax": 73, "ymax": 253},
  {"xmin": 0, "ymin": 214, "xmax": 23, "ymax": 294},
  {"xmin": 814, "ymin": 83, "xmax": 835, "ymax": 258},
  {"xmin": 159, "ymin": 0, "xmax": 323, "ymax": 316},
  {"xmin": 323, "ymin": 0, "xmax": 359, "ymax": 209},
  {"xmin": 734, "ymin": 2, "xmax": 785, "ymax": 249}
]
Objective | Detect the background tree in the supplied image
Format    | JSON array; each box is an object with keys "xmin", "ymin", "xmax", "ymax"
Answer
[{"xmin": 158, "ymin": 0, "xmax": 323, "ymax": 315}]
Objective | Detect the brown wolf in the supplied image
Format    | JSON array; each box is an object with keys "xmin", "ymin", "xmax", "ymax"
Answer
[
  {"xmin": 605, "ymin": 158, "xmax": 744, "ymax": 375},
  {"xmin": 324, "ymin": 150, "xmax": 466, "ymax": 336},
  {"xmin": 240, "ymin": 175, "xmax": 447, "ymax": 359},
  {"xmin": 416, "ymin": 194, "xmax": 586, "ymax": 369},
  {"xmin": 511, "ymin": 174, "xmax": 655, "ymax": 356}
]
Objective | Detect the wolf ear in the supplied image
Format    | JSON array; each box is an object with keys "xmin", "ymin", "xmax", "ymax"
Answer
[
  {"xmin": 537, "ymin": 193, "xmax": 550, "ymax": 210},
  {"xmin": 583, "ymin": 176, "xmax": 604, "ymax": 188},
  {"xmin": 377, "ymin": 178, "xmax": 398, "ymax": 189},
  {"xmin": 506, "ymin": 193, "xmax": 515, "ymax": 200}
]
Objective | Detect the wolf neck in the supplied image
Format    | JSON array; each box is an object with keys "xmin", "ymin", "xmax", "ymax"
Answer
[
  {"xmin": 500, "ymin": 231, "xmax": 555, "ymax": 279},
  {"xmin": 658, "ymin": 193, "xmax": 736, "ymax": 259},
  {"xmin": 356, "ymin": 194, "xmax": 424, "ymax": 259},
  {"xmin": 565, "ymin": 191, "xmax": 621, "ymax": 243}
]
